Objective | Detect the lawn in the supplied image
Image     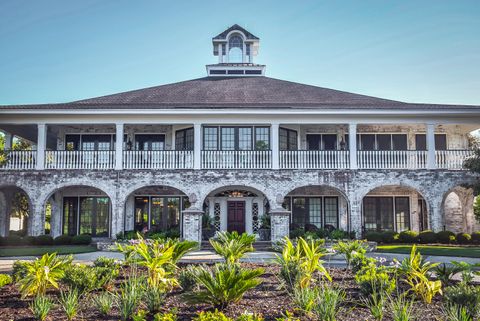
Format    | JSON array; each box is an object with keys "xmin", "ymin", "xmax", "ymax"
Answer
[
  {"xmin": 0, "ymin": 245, "xmax": 97, "ymax": 257},
  {"xmin": 376, "ymin": 244, "xmax": 480, "ymax": 258}
]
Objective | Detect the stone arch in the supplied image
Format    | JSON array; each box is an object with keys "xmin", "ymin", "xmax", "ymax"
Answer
[
  {"xmin": 284, "ymin": 184, "xmax": 351, "ymax": 232},
  {"xmin": 441, "ymin": 186, "xmax": 475, "ymax": 233},
  {"xmin": 122, "ymin": 184, "xmax": 190, "ymax": 234},
  {"xmin": 359, "ymin": 184, "xmax": 430, "ymax": 233},
  {"xmin": 40, "ymin": 184, "xmax": 115, "ymax": 238},
  {"xmin": 0, "ymin": 184, "xmax": 33, "ymax": 236}
]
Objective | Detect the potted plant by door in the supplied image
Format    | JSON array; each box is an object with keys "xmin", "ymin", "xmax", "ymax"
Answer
[
  {"xmin": 258, "ymin": 214, "xmax": 271, "ymax": 241},
  {"xmin": 202, "ymin": 213, "xmax": 215, "ymax": 240}
]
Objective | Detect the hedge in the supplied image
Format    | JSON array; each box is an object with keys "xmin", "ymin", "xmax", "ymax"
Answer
[
  {"xmin": 418, "ymin": 230, "xmax": 437, "ymax": 244},
  {"xmin": 54, "ymin": 235, "xmax": 73, "ymax": 245},
  {"xmin": 436, "ymin": 230, "xmax": 456, "ymax": 244},
  {"xmin": 456, "ymin": 233, "xmax": 472, "ymax": 244},
  {"xmin": 398, "ymin": 230, "xmax": 418, "ymax": 243},
  {"xmin": 72, "ymin": 234, "xmax": 92, "ymax": 245}
]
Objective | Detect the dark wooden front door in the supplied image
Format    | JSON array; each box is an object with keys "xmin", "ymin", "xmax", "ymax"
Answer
[{"xmin": 227, "ymin": 201, "xmax": 245, "ymax": 233}]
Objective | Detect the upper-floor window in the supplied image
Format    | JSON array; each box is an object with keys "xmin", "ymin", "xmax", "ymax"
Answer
[
  {"xmin": 175, "ymin": 128, "xmax": 194, "ymax": 150},
  {"xmin": 135, "ymin": 134, "xmax": 165, "ymax": 151},
  {"xmin": 66, "ymin": 134, "xmax": 114, "ymax": 151},
  {"xmin": 280, "ymin": 128, "xmax": 298, "ymax": 150},
  {"xmin": 415, "ymin": 134, "xmax": 447, "ymax": 150},
  {"xmin": 306, "ymin": 134, "xmax": 338, "ymax": 151},
  {"xmin": 228, "ymin": 34, "xmax": 243, "ymax": 63},
  {"xmin": 355, "ymin": 133, "xmax": 407, "ymax": 151},
  {"xmin": 203, "ymin": 126, "xmax": 270, "ymax": 151}
]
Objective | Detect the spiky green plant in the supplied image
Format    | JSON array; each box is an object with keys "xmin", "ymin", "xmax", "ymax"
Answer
[
  {"xmin": 183, "ymin": 263, "xmax": 264, "ymax": 309},
  {"xmin": 388, "ymin": 294, "xmax": 415, "ymax": 321},
  {"xmin": 442, "ymin": 304, "xmax": 473, "ymax": 321},
  {"xmin": 29, "ymin": 295, "xmax": 53, "ymax": 321},
  {"xmin": 117, "ymin": 271, "xmax": 144, "ymax": 321},
  {"xmin": 209, "ymin": 231, "xmax": 256, "ymax": 264},
  {"xmin": 434, "ymin": 263, "xmax": 463, "ymax": 286},
  {"xmin": 18, "ymin": 253, "xmax": 72, "ymax": 298},
  {"xmin": 312, "ymin": 285, "xmax": 345, "ymax": 321},
  {"xmin": 92, "ymin": 291, "xmax": 115, "ymax": 316},
  {"xmin": 58, "ymin": 288, "xmax": 80, "ymax": 321}
]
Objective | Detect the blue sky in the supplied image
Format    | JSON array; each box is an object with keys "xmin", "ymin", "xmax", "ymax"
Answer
[{"xmin": 0, "ymin": 0, "xmax": 479, "ymax": 105}]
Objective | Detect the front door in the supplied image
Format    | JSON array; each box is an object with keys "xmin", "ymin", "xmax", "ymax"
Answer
[{"xmin": 227, "ymin": 201, "xmax": 245, "ymax": 233}]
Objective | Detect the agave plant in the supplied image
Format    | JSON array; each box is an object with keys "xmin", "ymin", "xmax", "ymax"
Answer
[
  {"xmin": 210, "ymin": 231, "xmax": 256, "ymax": 264},
  {"xmin": 183, "ymin": 263, "xmax": 264, "ymax": 309},
  {"xmin": 18, "ymin": 253, "xmax": 72, "ymax": 298}
]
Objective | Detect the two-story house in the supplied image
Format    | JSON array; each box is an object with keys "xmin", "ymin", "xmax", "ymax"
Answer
[{"xmin": 1, "ymin": 25, "xmax": 479, "ymax": 244}]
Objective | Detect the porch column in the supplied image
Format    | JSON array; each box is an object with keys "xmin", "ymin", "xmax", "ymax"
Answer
[
  {"xmin": 49, "ymin": 193, "xmax": 62, "ymax": 238},
  {"xmin": 28, "ymin": 202, "xmax": 45, "ymax": 236},
  {"xmin": 115, "ymin": 123, "xmax": 124, "ymax": 170},
  {"xmin": 36, "ymin": 124, "xmax": 46, "ymax": 170},
  {"xmin": 218, "ymin": 43, "xmax": 223, "ymax": 63},
  {"xmin": 270, "ymin": 208, "xmax": 290, "ymax": 242},
  {"xmin": 426, "ymin": 123, "xmax": 436, "ymax": 169},
  {"xmin": 182, "ymin": 209, "xmax": 203, "ymax": 245},
  {"xmin": 193, "ymin": 123, "xmax": 201, "ymax": 169},
  {"xmin": 348, "ymin": 123, "xmax": 357, "ymax": 169},
  {"xmin": 0, "ymin": 191, "xmax": 12, "ymax": 237},
  {"xmin": 271, "ymin": 123, "xmax": 280, "ymax": 169},
  {"xmin": 4, "ymin": 132, "xmax": 13, "ymax": 150},
  {"xmin": 349, "ymin": 199, "xmax": 362, "ymax": 238}
]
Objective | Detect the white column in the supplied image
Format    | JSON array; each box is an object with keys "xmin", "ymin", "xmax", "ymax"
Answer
[
  {"xmin": 271, "ymin": 123, "xmax": 279, "ymax": 170},
  {"xmin": 348, "ymin": 123, "xmax": 357, "ymax": 169},
  {"xmin": 193, "ymin": 123, "xmax": 201, "ymax": 169},
  {"xmin": 36, "ymin": 124, "xmax": 46, "ymax": 170},
  {"xmin": 426, "ymin": 123, "xmax": 436, "ymax": 169},
  {"xmin": 4, "ymin": 132, "xmax": 13, "ymax": 150},
  {"xmin": 115, "ymin": 123, "xmax": 124, "ymax": 170},
  {"xmin": 242, "ymin": 42, "xmax": 247, "ymax": 63},
  {"xmin": 218, "ymin": 43, "xmax": 223, "ymax": 63}
]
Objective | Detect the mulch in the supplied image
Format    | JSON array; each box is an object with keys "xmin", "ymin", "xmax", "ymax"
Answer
[{"xmin": 0, "ymin": 263, "xmax": 457, "ymax": 321}]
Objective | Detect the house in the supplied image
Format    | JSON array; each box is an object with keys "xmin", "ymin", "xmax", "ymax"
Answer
[{"xmin": 0, "ymin": 24, "xmax": 479, "ymax": 244}]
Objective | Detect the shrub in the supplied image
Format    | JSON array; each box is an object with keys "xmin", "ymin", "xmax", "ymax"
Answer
[
  {"xmin": 29, "ymin": 295, "xmax": 53, "ymax": 321},
  {"xmin": 178, "ymin": 264, "xmax": 197, "ymax": 292},
  {"xmin": 0, "ymin": 274, "xmax": 13, "ymax": 288},
  {"xmin": 456, "ymin": 233, "xmax": 472, "ymax": 244},
  {"xmin": 293, "ymin": 286, "xmax": 317, "ymax": 314},
  {"xmin": 365, "ymin": 232, "xmax": 383, "ymax": 243},
  {"xmin": 355, "ymin": 263, "xmax": 396, "ymax": 296},
  {"xmin": 398, "ymin": 245, "xmax": 442, "ymax": 303},
  {"xmin": 54, "ymin": 235, "xmax": 72, "ymax": 245},
  {"xmin": 4, "ymin": 234, "xmax": 24, "ymax": 246},
  {"xmin": 360, "ymin": 288, "xmax": 385, "ymax": 321},
  {"xmin": 210, "ymin": 231, "xmax": 256, "ymax": 264},
  {"xmin": 25, "ymin": 236, "xmax": 37, "ymax": 245},
  {"xmin": 351, "ymin": 251, "xmax": 376, "ymax": 274},
  {"xmin": 329, "ymin": 229, "xmax": 348, "ymax": 240},
  {"xmin": 289, "ymin": 228, "xmax": 305, "ymax": 239},
  {"xmin": 441, "ymin": 304, "xmax": 472, "ymax": 321},
  {"xmin": 381, "ymin": 231, "xmax": 398, "ymax": 244},
  {"xmin": 33, "ymin": 235, "xmax": 54, "ymax": 246},
  {"xmin": 417, "ymin": 230, "xmax": 437, "ymax": 244},
  {"xmin": 434, "ymin": 263, "xmax": 463, "ymax": 286},
  {"xmin": 333, "ymin": 240, "xmax": 367, "ymax": 269},
  {"xmin": 71, "ymin": 234, "xmax": 92, "ymax": 245},
  {"xmin": 183, "ymin": 263, "xmax": 264, "ymax": 309},
  {"xmin": 144, "ymin": 283, "xmax": 166, "ymax": 313},
  {"xmin": 93, "ymin": 256, "xmax": 120, "ymax": 268},
  {"xmin": 193, "ymin": 310, "xmax": 233, "ymax": 321},
  {"xmin": 398, "ymin": 230, "xmax": 418, "ymax": 243},
  {"xmin": 18, "ymin": 253, "xmax": 72, "ymax": 298},
  {"xmin": 313, "ymin": 285, "xmax": 345, "ymax": 321},
  {"xmin": 62, "ymin": 264, "xmax": 117, "ymax": 293},
  {"xmin": 444, "ymin": 283, "xmax": 480, "ymax": 319},
  {"xmin": 58, "ymin": 288, "xmax": 80, "ymax": 321},
  {"xmin": 471, "ymin": 231, "xmax": 480, "ymax": 244},
  {"xmin": 237, "ymin": 312, "xmax": 264, "ymax": 321},
  {"xmin": 154, "ymin": 311, "xmax": 178, "ymax": 321},
  {"xmin": 92, "ymin": 291, "xmax": 115, "ymax": 316},
  {"xmin": 436, "ymin": 230, "xmax": 456, "ymax": 244}
]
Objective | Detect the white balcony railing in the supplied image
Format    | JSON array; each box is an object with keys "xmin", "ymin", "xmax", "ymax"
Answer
[
  {"xmin": 123, "ymin": 150, "xmax": 194, "ymax": 169},
  {"xmin": 436, "ymin": 150, "xmax": 473, "ymax": 170},
  {"xmin": 357, "ymin": 150, "xmax": 428, "ymax": 169},
  {"xmin": 45, "ymin": 150, "xmax": 115, "ymax": 169},
  {"xmin": 202, "ymin": 150, "xmax": 272, "ymax": 169},
  {"xmin": 0, "ymin": 150, "xmax": 36, "ymax": 170},
  {"xmin": 280, "ymin": 150, "xmax": 349, "ymax": 169}
]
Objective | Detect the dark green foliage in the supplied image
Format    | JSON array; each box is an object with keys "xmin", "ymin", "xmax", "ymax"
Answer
[
  {"xmin": 33, "ymin": 235, "xmax": 54, "ymax": 246},
  {"xmin": 355, "ymin": 263, "xmax": 396, "ymax": 296},
  {"xmin": 12, "ymin": 260, "xmax": 29, "ymax": 281},
  {"xmin": 418, "ymin": 230, "xmax": 437, "ymax": 244},
  {"xmin": 144, "ymin": 283, "xmax": 166, "ymax": 313},
  {"xmin": 289, "ymin": 228, "xmax": 305, "ymax": 239},
  {"xmin": 4, "ymin": 235, "xmax": 26, "ymax": 246},
  {"xmin": 116, "ymin": 230, "xmax": 138, "ymax": 241},
  {"xmin": 329, "ymin": 229, "xmax": 349, "ymax": 240},
  {"xmin": 456, "ymin": 233, "xmax": 472, "ymax": 244},
  {"xmin": 25, "ymin": 236, "xmax": 37, "ymax": 245},
  {"xmin": 365, "ymin": 232, "xmax": 383, "ymax": 243},
  {"xmin": 71, "ymin": 234, "xmax": 92, "ymax": 245},
  {"xmin": 54, "ymin": 235, "xmax": 73, "ymax": 245},
  {"xmin": 434, "ymin": 263, "xmax": 463, "ymax": 286},
  {"xmin": 436, "ymin": 231, "xmax": 456, "ymax": 244},
  {"xmin": 178, "ymin": 265, "xmax": 197, "ymax": 292},
  {"xmin": 398, "ymin": 230, "xmax": 418, "ymax": 243},
  {"xmin": 444, "ymin": 283, "xmax": 480, "ymax": 319},
  {"xmin": 471, "ymin": 231, "xmax": 480, "ymax": 244},
  {"xmin": 62, "ymin": 264, "xmax": 118, "ymax": 294},
  {"xmin": 381, "ymin": 231, "xmax": 399, "ymax": 243},
  {"xmin": 93, "ymin": 256, "xmax": 119, "ymax": 268}
]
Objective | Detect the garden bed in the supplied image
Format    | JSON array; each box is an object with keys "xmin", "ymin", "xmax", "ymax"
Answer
[{"xmin": 0, "ymin": 263, "xmax": 463, "ymax": 321}]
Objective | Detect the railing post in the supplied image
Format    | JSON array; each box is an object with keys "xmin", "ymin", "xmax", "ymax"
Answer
[
  {"xmin": 271, "ymin": 123, "xmax": 279, "ymax": 169},
  {"xmin": 115, "ymin": 123, "xmax": 124, "ymax": 170},
  {"xmin": 426, "ymin": 123, "xmax": 436, "ymax": 169},
  {"xmin": 36, "ymin": 123, "xmax": 46, "ymax": 170},
  {"xmin": 348, "ymin": 123, "xmax": 357, "ymax": 169},
  {"xmin": 193, "ymin": 123, "xmax": 201, "ymax": 170}
]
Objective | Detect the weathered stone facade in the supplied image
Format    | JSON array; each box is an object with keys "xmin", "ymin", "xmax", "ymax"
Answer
[{"xmin": 0, "ymin": 168, "xmax": 477, "ymax": 239}]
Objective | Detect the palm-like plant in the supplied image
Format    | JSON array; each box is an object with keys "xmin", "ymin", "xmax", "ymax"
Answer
[
  {"xmin": 210, "ymin": 231, "xmax": 256, "ymax": 264},
  {"xmin": 18, "ymin": 253, "xmax": 72, "ymax": 298},
  {"xmin": 333, "ymin": 240, "xmax": 367, "ymax": 269},
  {"xmin": 183, "ymin": 263, "xmax": 264, "ymax": 309},
  {"xmin": 160, "ymin": 238, "xmax": 198, "ymax": 264}
]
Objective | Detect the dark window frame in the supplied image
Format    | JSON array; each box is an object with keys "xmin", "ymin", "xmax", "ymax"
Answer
[
  {"xmin": 202, "ymin": 126, "xmax": 271, "ymax": 151},
  {"xmin": 415, "ymin": 133, "xmax": 447, "ymax": 150},
  {"xmin": 288, "ymin": 196, "xmax": 339, "ymax": 229},
  {"xmin": 175, "ymin": 127, "xmax": 194, "ymax": 151},
  {"xmin": 280, "ymin": 128, "xmax": 298, "ymax": 150},
  {"xmin": 362, "ymin": 196, "xmax": 411, "ymax": 232}
]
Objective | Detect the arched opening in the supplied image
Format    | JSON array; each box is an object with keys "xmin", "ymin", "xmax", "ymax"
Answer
[
  {"xmin": 203, "ymin": 185, "xmax": 269, "ymax": 239},
  {"xmin": 284, "ymin": 185, "xmax": 349, "ymax": 233},
  {"xmin": 0, "ymin": 186, "xmax": 31, "ymax": 237},
  {"xmin": 124, "ymin": 185, "xmax": 189, "ymax": 237},
  {"xmin": 361, "ymin": 185, "xmax": 427, "ymax": 233},
  {"xmin": 45, "ymin": 185, "xmax": 112, "ymax": 238},
  {"xmin": 442, "ymin": 186, "xmax": 474, "ymax": 233},
  {"xmin": 228, "ymin": 33, "xmax": 243, "ymax": 63}
]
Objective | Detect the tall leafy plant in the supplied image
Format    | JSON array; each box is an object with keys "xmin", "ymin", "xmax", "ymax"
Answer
[
  {"xmin": 333, "ymin": 240, "xmax": 367, "ymax": 269},
  {"xmin": 210, "ymin": 231, "xmax": 256, "ymax": 264}
]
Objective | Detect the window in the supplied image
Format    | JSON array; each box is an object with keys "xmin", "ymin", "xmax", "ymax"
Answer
[
  {"xmin": 290, "ymin": 197, "xmax": 338, "ymax": 229},
  {"xmin": 175, "ymin": 128, "xmax": 194, "ymax": 150},
  {"xmin": 324, "ymin": 197, "xmax": 338, "ymax": 228},
  {"xmin": 63, "ymin": 197, "xmax": 78, "ymax": 236},
  {"xmin": 306, "ymin": 134, "xmax": 338, "ymax": 150},
  {"xmin": 203, "ymin": 126, "xmax": 270, "ymax": 150},
  {"xmin": 280, "ymin": 128, "xmax": 298, "ymax": 150},
  {"xmin": 358, "ymin": 134, "xmax": 408, "ymax": 150},
  {"xmin": 135, "ymin": 134, "xmax": 165, "ymax": 151},
  {"xmin": 363, "ymin": 196, "xmax": 410, "ymax": 232},
  {"xmin": 415, "ymin": 134, "xmax": 447, "ymax": 150},
  {"xmin": 64, "ymin": 196, "xmax": 110, "ymax": 237},
  {"xmin": 228, "ymin": 34, "xmax": 243, "ymax": 63},
  {"xmin": 65, "ymin": 134, "xmax": 114, "ymax": 151},
  {"xmin": 309, "ymin": 198, "xmax": 322, "ymax": 227},
  {"xmin": 133, "ymin": 196, "xmax": 182, "ymax": 232}
]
